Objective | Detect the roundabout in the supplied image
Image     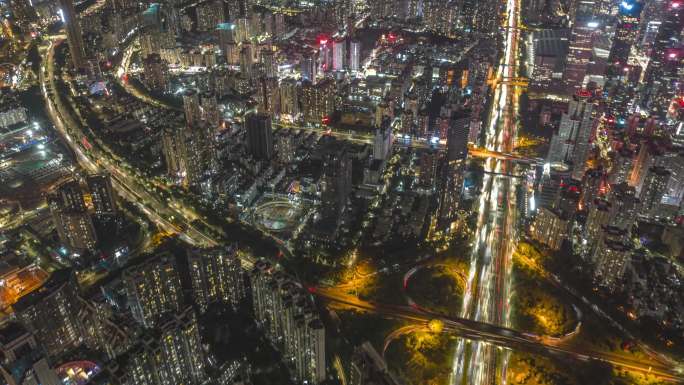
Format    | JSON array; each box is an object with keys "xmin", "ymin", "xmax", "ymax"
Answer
[{"xmin": 252, "ymin": 199, "xmax": 303, "ymax": 234}]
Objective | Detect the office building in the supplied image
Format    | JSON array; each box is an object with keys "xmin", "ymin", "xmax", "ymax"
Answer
[
  {"xmin": 14, "ymin": 269, "xmax": 84, "ymax": 358},
  {"xmin": 122, "ymin": 253, "xmax": 184, "ymax": 327},
  {"xmin": 250, "ymin": 260, "xmax": 326, "ymax": 384},
  {"xmin": 245, "ymin": 112, "xmax": 274, "ymax": 160},
  {"xmin": 188, "ymin": 246, "xmax": 246, "ymax": 313},
  {"xmin": 58, "ymin": 0, "xmax": 86, "ymax": 68},
  {"xmin": 87, "ymin": 174, "xmax": 117, "ymax": 216}
]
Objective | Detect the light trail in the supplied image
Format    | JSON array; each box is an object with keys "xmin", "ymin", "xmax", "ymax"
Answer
[
  {"xmin": 450, "ymin": 0, "xmax": 522, "ymax": 382},
  {"xmin": 315, "ymin": 288, "xmax": 684, "ymax": 382}
]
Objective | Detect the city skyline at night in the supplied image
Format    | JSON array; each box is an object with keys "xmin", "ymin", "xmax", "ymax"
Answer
[{"xmin": 0, "ymin": 0, "xmax": 683, "ymax": 384}]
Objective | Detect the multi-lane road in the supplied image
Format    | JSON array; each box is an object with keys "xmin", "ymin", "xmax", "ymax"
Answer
[
  {"xmin": 315, "ymin": 288, "xmax": 684, "ymax": 382},
  {"xmin": 40, "ymin": 37, "xmax": 217, "ymax": 249},
  {"xmin": 450, "ymin": 0, "xmax": 523, "ymax": 383}
]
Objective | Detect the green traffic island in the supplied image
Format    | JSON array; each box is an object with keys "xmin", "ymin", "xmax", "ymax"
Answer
[
  {"xmin": 510, "ymin": 263, "xmax": 579, "ymax": 338},
  {"xmin": 384, "ymin": 330, "xmax": 456, "ymax": 385},
  {"xmin": 404, "ymin": 263, "xmax": 466, "ymax": 319}
]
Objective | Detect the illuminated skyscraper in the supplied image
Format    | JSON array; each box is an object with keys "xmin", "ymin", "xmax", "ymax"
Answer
[
  {"xmin": 142, "ymin": 54, "xmax": 169, "ymax": 92},
  {"xmin": 245, "ymin": 112, "xmax": 274, "ymax": 160},
  {"xmin": 639, "ymin": 166, "xmax": 670, "ymax": 217},
  {"xmin": 608, "ymin": 0, "xmax": 643, "ymax": 67},
  {"xmin": 593, "ymin": 238, "xmax": 632, "ymax": 290},
  {"xmin": 447, "ymin": 109, "xmax": 471, "ymax": 162},
  {"xmin": 249, "ymin": 260, "xmax": 326, "ymax": 384},
  {"xmin": 373, "ymin": 123, "xmax": 393, "ymax": 161},
  {"xmin": 105, "ymin": 308, "xmax": 206, "ymax": 385},
  {"xmin": 301, "ymin": 52, "xmax": 318, "ymax": 83},
  {"xmin": 58, "ymin": 0, "xmax": 86, "ymax": 68},
  {"xmin": 321, "ymin": 144, "xmax": 353, "ymax": 217},
  {"xmin": 547, "ymin": 91, "xmax": 595, "ymax": 179},
  {"xmin": 349, "ymin": 40, "xmax": 361, "ymax": 71},
  {"xmin": 188, "ymin": 246, "xmax": 246, "ymax": 313},
  {"xmin": 87, "ymin": 174, "xmax": 117, "ymax": 216},
  {"xmin": 14, "ymin": 269, "xmax": 84, "ymax": 358},
  {"xmin": 48, "ymin": 180, "xmax": 98, "ymax": 252},
  {"xmin": 332, "ymin": 38, "xmax": 346, "ymax": 70},
  {"xmin": 123, "ymin": 253, "xmax": 184, "ymax": 327}
]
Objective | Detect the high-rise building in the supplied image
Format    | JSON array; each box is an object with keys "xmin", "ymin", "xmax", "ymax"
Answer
[
  {"xmin": 142, "ymin": 54, "xmax": 169, "ymax": 92},
  {"xmin": 105, "ymin": 307, "xmax": 206, "ymax": 385},
  {"xmin": 196, "ymin": 0, "xmax": 225, "ymax": 31},
  {"xmin": 14, "ymin": 269, "xmax": 84, "ymax": 358},
  {"xmin": 547, "ymin": 91, "xmax": 595, "ymax": 179},
  {"xmin": 419, "ymin": 150, "xmax": 439, "ymax": 189},
  {"xmin": 583, "ymin": 197, "xmax": 612, "ymax": 250},
  {"xmin": 609, "ymin": 147, "xmax": 635, "ymax": 185},
  {"xmin": 373, "ymin": 123, "xmax": 393, "ymax": 161},
  {"xmin": 261, "ymin": 48, "xmax": 276, "ymax": 78},
  {"xmin": 87, "ymin": 174, "xmax": 117, "ymax": 216},
  {"xmin": 301, "ymin": 52, "xmax": 318, "ymax": 83},
  {"xmin": 183, "ymin": 89, "xmax": 202, "ymax": 127},
  {"xmin": 216, "ymin": 22, "xmax": 235, "ymax": 48},
  {"xmin": 593, "ymin": 238, "xmax": 632, "ymax": 290},
  {"xmin": 321, "ymin": 145, "xmax": 353, "ymax": 217},
  {"xmin": 58, "ymin": 0, "xmax": 86, "ymax": 68},
  {"xmin": 300, "ymin": 79, "xmax": 335, "ymax": 124},
  {"xmin": 332, "ymin": 38, "xmax": 346, "ymax": 71},
  {"xmin": 122, "ymin": 253, "xmax": 184, "ymax": 327},
  {"xmin": 188, "ymin": 246, "xmax": 246, "ymax": 313},
  {"xmin": 639, "ymin": 166, "xmax": 670, "ymax": 217},
  {"xmin": 55, "ymin": 179, "xmax": 87, "ymax": 212},
  {"xmin": 250, "ymin": 260, "xmax": 326, "ymax": 384},
  {"xmin": 608, "ymin": 0, "xmax": 643, "ymax": 67},
  {"xmin": 48, "ymin": 180, "xmax": 98, "ymax": 252},
  {"xmin": 318, "ymin": 38, "xmax": 332, "ymax": 72},
  {"xmin": 279, "ymin": 78, "xmax": 300, "ymax": 118},
  {"xmin": 447, "ymin": 109, "xmax": 471, "ymax": 162},
  {"xmin": 157, "ymin": 308, "xmax": 206, "ymax": 384},
  {"xmin": 608, "ymin": 182, "xmax": 639, "ymax": 231},
  {"xmin": 530, "ymin": 207, "xmax": 571, "ymax": 250},
  {"xmin": 245, "ymin": 112, "xmax": 274, "ymax": 160},
  {"xmin": 240, "ymin": 45, "xmax": 254, "ymax": 78},
  {"xmin": 200, "ymin": 91, "xmax": 221, "ymax": 127},
  {"xmin": 349, "ymin": 40, "xmax": 361, "ymax": 71},
  {"xmin": 580, "ymin": 168, "xmax": 605, "ymax": 212}
]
